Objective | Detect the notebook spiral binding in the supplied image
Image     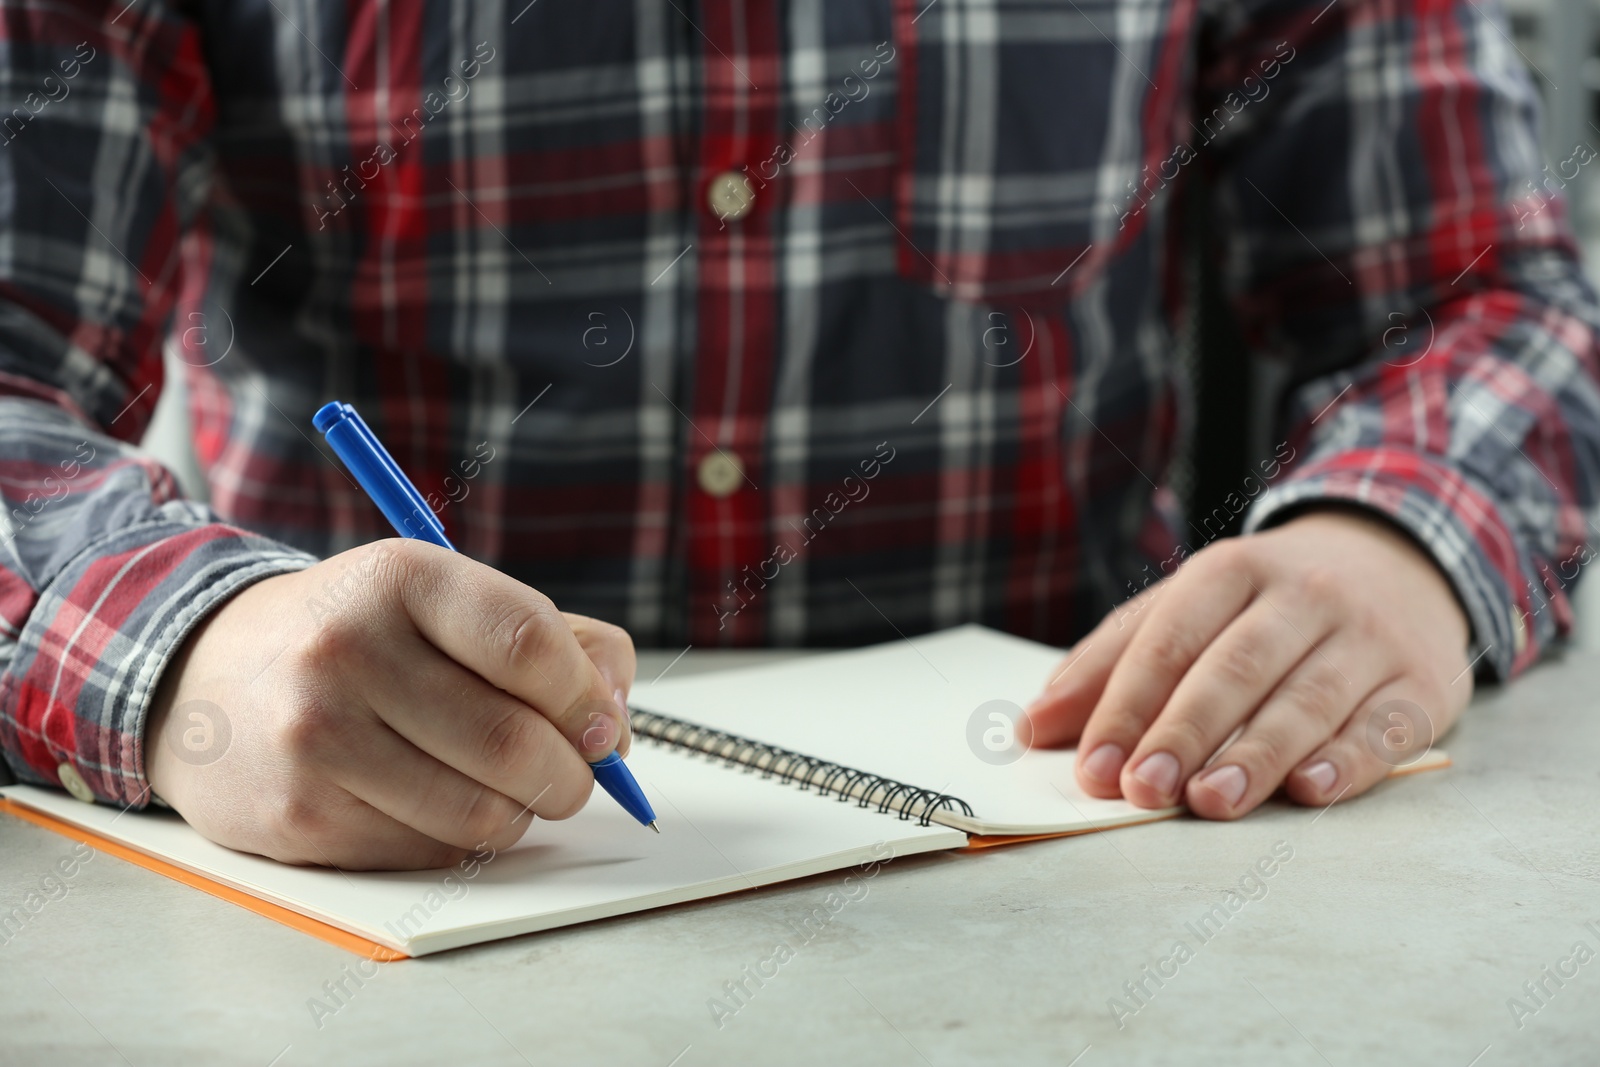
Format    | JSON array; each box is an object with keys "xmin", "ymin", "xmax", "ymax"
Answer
[{"xmin": 630, "ymin": 708, "xmax": 975, "ymax": 827}]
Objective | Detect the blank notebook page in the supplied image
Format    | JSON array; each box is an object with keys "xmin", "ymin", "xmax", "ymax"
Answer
[
  {"xmin": 631, "ymin": 625, "xmax": 1183, "ymax": 835},
  {"xmin": 2, "ymin": 739, "xmax": 963, "ymax": 956}
]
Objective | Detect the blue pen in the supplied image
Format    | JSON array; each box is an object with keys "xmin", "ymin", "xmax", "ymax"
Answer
[{"xmin": 312, "ymin": 401, "xmax": 660, "ymax": 834}]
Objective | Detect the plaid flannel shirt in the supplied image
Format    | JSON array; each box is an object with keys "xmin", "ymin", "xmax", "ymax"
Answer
[{"xmin": 2, "ymin": 0, "xmax": 1597, "ymax": 807}]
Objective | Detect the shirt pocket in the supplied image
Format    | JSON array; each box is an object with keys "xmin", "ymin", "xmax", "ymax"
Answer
[{"xmin": 888, "ymin": 0, "xmax": 1195, "ymax": 308}]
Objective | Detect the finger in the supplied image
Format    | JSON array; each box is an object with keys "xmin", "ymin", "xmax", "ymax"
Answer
[
  {"xmin": 382, "ymin": 540, "xmax": 627, "ymax": 759},
  {"xmin": 333, "ymin": 716, "xmax": 573, "ymax": 852},
  {"xmin": 564, "ymin": 612, "xmax": 637, "ymax": 696},
  {"xmin": 1117, "ymin": 595, "xmax": 1337, "ymax": 807},
  {"xmin": 350, "ymin": 633, "xmax": 596, "ymax": 819},
  {"xmin": 1282, "ymin": 678, "xmax": 1462, "ymax": 808},
  {"xmin": 1183, "ymin": 631, "xmax": 1391, "ymax": 819},
  {"xmin": 1075, "ymin": 544, "xmax": 1257, "ymax": 797},
  {"xmin": 1024, "ymin": 584, "xmax": 1159, "ymax": 747},
  {"xmin": 563, "ymin": 612, "xmax": 637, "ymax": 755},
  {"xmin": 265, "ymin": 784, "xmax": 472, "ymax": 871}
]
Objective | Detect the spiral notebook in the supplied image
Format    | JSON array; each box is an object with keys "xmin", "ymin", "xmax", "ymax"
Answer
[{"xmin": 0, "ymin": 625, "xmax": 1446, "ymax": 956}]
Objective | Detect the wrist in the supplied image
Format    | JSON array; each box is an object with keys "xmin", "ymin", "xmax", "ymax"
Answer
[{"xmin": 146, "ymin": 572, "xmax": 280, "ymax": 806}]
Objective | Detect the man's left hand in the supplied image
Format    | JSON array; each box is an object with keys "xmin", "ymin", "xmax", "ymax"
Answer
[{"xmin": 1025, "ymin": 508, "xmax": 1473, "ymax": 818}]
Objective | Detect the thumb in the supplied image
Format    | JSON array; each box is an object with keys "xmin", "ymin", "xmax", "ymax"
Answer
[{"xmin": 563, "ymin": 613, "xmax": 637, "ymax": 756}]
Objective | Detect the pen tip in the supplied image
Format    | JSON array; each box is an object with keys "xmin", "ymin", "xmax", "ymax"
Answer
[{"xmin": 649, "ymin": 821, "xmax": 661, "ymax": 834}]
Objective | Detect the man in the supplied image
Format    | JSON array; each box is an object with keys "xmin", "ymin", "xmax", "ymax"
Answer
[{"xmin": 0, "ymin": 0, "xmax": 1594, "ymax": 869}]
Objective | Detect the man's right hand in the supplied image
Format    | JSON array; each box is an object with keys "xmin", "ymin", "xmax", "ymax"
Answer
[{"xmin": 145, "ymin": 539, "xmax": 635, "ymax": 871}]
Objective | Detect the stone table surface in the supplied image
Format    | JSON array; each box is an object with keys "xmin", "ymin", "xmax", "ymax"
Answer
[{"xmin": 3, "ymin": 646, "xmax": 1597, "ymax": 1066}]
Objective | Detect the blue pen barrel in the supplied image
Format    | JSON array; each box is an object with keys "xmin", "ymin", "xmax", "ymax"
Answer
[
  {"xmin": 312, "ymin": 402, "xmax": 454, "ymax": 550},
  {"xmin": 589, "ymin": 749, "xmax": 659, "ymax": 829},
  {"xmin": 337, "ymin": 403, "xmax": 446, "ymax": 540}
]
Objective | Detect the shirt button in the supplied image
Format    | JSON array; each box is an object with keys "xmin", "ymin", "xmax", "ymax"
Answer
[
  {"xmin": 707, "ymin": 171, "xmax": 756, "ymax": 222},
  {"xmin": 57, "ymin": 762, "xmax": 95, "ymax": 803},
  {"xmin": 697, "ymin": 451, "xmax": 745, "ymax": 497}
]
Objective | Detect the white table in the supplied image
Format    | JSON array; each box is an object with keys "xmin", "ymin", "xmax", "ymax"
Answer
[{"xmin": 3, "ymin": 647, "xmax": 1596, "ymax": 1065}]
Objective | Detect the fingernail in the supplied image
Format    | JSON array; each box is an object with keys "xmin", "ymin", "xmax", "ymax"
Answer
[
  {"xmin": 1301, "ymin": 759, "xmax": 1337, "ymax": 795},
  {"xmin": 1081, "ymin": 743, "xmax": 1125, "ymax": 783},
  {"xmin": 1131, "ymin": 751, "xmax": 1180, "ymax": 797},
  {"xmin": 1196, "ymin": 764, "xmax": 1248, "ymax": 807},
  {"xmin": 613, "ymin": 688, "xmax": 632, "ymax": 757},
  {"xmin": 579, "ymin": 707, "xmax": 620, "ymax": 759}
]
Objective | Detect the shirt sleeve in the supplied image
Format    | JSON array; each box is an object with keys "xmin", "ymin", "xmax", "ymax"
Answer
[
  {"xmin": 0, "ymin": 2, "xmax": 315, "ymax": 808},
  {"xmin": 1197, "ymin": 0, "xmax": 1600, "ymax": 681}
]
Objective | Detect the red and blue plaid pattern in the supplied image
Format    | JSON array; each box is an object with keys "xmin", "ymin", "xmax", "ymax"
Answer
[{"xmin": 1, "ymin": 0, "xmax": 1597, "ymax": 805}]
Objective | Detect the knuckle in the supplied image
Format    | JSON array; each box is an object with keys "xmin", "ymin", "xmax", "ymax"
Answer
[
  {"xmin": 1137, "ymin": 634, "xmax": 1196, "ymax": 679},
  {"xmin": 298, "ymin": 615, "xmax": 361, "ymax": 671},
  {"xmin": 275, "ymin": 791, "xmax": 334, "ymax": 844},
  {"xmin": 376, "ymin": 536, "xmax": 430, "ymax": 576},
  {"xmin": 1285, "ymin": 665, "xmax": 1350, "ymax": 724},
  {"xmin": 1234, "ymin": 729, "xmax": 1293, "ymax": 775},
  {"xmin": 1293, "ymin": 564, "xmax": 1344, "ymax": 607},
  {"xmin": 488, "ymin": 598, "xmax": 562, "ymax": 677},
  {"xmin": 1212, "ymin": 641, "xmax": 1267, "ymax": 689},
  {"xmin": 456, "ymin": 787, "xmax": 520, "ymax": 848},
  {"xmin": 364, "ymin": 538, "xmax": 449, "ymax": 612},
  {"xmin": 1346, "ymin": 596, "xmax": 1385, "ymax": 634},
  {"xmin": 478, "ymin": 707, "xmax": 543, "ymax": 781},
  {"xmin": 353, "ymin": 539, "xmax": 416, "ymax": 599},
  {"xmin": 276, "ymin": 695, "xmax": 344, "ymax": 764}
]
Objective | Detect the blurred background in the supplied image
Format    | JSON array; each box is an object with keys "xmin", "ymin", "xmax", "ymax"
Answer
[{"xmin": 139, "ymin": 0, "xmax": 1600, "ymax": 650}]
